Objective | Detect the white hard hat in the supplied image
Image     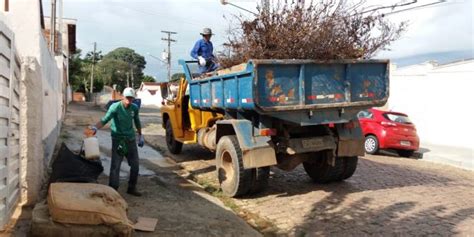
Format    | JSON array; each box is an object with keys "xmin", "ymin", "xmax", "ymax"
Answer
[{"xmin": 123, "ymin": 87, "xmax": 135, "ymax": 98}]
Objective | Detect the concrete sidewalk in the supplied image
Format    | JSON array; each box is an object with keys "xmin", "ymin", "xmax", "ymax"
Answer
[{"xmin": 419, "ymin": 143, "xmax": 473, "ymax": 171}]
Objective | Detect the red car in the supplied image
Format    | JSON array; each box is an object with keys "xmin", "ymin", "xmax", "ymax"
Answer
[{"xmin": 357, "ymin": 109, "xmax": 420, "ymax": 157}]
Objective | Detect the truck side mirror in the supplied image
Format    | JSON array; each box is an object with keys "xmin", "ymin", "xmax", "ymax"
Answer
[{"xmin": 160, "ymin": 83, "xmax": 169, "ymax": 100}]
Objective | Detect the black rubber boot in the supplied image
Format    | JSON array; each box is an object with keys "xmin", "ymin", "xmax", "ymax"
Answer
[{"xmin": 127, "ymin": 187, "xmax": 142, "ymax": 197}]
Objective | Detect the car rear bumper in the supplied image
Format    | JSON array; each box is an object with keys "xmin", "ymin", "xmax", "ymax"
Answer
[{"xmin": 379, "ymin": 133, "xmax": 420, "ymax": 151}]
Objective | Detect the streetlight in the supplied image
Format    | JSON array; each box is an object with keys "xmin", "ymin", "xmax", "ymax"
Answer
[
  {"xmin": 220, "ymin": 0, "xmax": 258, "ymax": 15},
  {"xmin": 147, "ymin": 52, "xmax": 167, "ymax": 64}
]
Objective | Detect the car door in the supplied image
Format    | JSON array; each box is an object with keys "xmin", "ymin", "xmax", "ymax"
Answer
[{"xmin": 357, "ymin": 110, "xmax": 375, "ymax": 135}]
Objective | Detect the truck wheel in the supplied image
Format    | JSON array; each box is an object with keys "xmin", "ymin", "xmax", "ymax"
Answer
[
  {"xmin": 338, "ymin": 156, "xmax": 358, "ymax": 180},
  {"xmin": 248, "ymin": 167, "xmax": 270, "ymax": 194},
  {"xmin": 215, "ymin": 135, "xmax": 252, "ymax": 197},
  {"xmin": 364, "ymin": 135, "xmax": 379, "ymax": 154},
  {"xmin": 397, "ymin": 150, "xmax": 414, "ymax": 158},
  {"xmin": 165, "ymin": 119, "xmax": 183, "ymax": 154},
  {"xmin": 303, "ymin": 152, "xmax": 344, "ymax": 184}
]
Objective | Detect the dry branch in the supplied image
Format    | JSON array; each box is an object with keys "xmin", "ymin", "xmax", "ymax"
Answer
[{"xmin": 218, "ymin": 0, "xmax": 408, "ymax": 68}]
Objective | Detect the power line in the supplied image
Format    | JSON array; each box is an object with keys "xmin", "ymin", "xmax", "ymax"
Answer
[{"xmin": 383, "ymin": 0, "xmax": 448, "ymax": 16}]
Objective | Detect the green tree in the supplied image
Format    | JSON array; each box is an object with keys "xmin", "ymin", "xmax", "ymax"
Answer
[
  {"xmin": 171, "ymin": 73, "xmax": 185, "ymax": 82},
  {"xmin": 69, "ymin": 47, "xmax": 149, "ymax": 93},
  {"xmin": 84, "ymin": 50, "xmax": 103, "ymax": 63},
  {"xmin": 98, "ymin": 58, "xmax": 130, "ymax": 91},
  {"xmin": 102, "ymin": 47, "xmax": 146, "ymax": 88},
  {"xmin": 69, "ymin": 49, "xmax": 86, "ymax": 92},
  {"xmin": 142, "ymin": 75, "xmax": 156, "ymax": 82}
]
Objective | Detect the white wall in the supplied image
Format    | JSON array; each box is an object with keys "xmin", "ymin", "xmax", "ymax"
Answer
[
  {"xmin": 137, "ymin": 90, "xmax": 163, "ymax": 107},
  {"xmin": 8, "ymin": 0, "xmax": 63, "ymax": 141},
  {"xmin": 389, "ymin": 61, "xmax": 474, "ymax": 149},
  {"xmin": 1, "ymin": 0, "xmax": 66, "ymax": 205},
  {"xmin": 7, "ymin": 0, "xmax": 63, "ymax": 139}
]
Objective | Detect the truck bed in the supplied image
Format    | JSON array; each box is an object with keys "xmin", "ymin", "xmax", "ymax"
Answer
[{"xmin": 180, "ymin": 59, "xmax": 389, "ymax": 114}]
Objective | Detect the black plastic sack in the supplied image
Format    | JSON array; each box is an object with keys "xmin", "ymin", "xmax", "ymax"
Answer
[{"xmin": 50, "ymin": 143, "xmax": 104, "ymax": 183}]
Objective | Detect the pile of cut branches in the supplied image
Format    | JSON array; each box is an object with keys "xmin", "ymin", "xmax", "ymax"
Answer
[{"xmin": 219, "ymin": 0, "xmax": 407, "ymax": 68}]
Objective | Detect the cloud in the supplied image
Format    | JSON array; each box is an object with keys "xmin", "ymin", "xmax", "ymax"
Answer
[{"xmin": 377, "ymin": 0, "xmax": 473, "ymax": 58}]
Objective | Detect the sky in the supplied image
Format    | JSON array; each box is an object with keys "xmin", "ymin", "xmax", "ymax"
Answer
[{"xmin": 47, "ymin": 0, "xmax": 473, "ymax": 81}]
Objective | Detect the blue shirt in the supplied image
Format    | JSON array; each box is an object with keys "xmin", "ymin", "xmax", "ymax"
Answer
[{"xmin": 190, "ymin": 39, "xmax": 214, "ymax": 60}]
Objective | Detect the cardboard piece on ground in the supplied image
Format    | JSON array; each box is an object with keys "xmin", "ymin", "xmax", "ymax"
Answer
[{"xmin": 133, "ymin": 217, "xmax": 158, "ymax": 232}]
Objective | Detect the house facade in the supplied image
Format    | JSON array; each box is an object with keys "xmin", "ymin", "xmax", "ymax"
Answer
[{"xmin": 0, "ymin": 0, "xmax": 75, "ymax": 228}]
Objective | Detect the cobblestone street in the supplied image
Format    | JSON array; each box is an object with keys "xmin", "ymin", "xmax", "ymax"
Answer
[{"xmin": 140, "ymin": 106, "xmax": 474, "ymax": 236}]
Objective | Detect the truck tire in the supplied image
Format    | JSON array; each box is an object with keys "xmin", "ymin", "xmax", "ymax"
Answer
[
  {"xmin": 215, "ymin": 135, "xmax": 252, "ymax": 197},
  {"xmin": 397, "ymin": 150, "xmax": 414, "ymax": 158},
  {"xmin": 303, "ymin": 152, "xmax": 344, "ymax": 184},
  {"xmin": 338, "ymin": 156, "xmax": 358, "ymax": 180},
  {"xmin": 165, "ymin": 119, "xmax": 183, "ymax": 154},
  {"xmin": 248, "ymin": 167, "xmax": 270, "ymax": 194},
  {"xmin": 364, "ymin": 135, "xmax": 379, "ymax": 154}
]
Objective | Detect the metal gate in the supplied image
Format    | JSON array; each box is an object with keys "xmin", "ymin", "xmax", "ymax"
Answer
[{"xmin": 0, "ymin": 21, "xmax": 21, "ymax": 228}]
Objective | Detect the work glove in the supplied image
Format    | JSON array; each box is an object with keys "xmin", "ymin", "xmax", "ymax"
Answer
[
  {"xmin": 198, "ymin": 56, "xmax": 207, "ymax": 67},
  {"xmin": 138, "ymin": 134, "xmax": 145, "ymax": 148}
]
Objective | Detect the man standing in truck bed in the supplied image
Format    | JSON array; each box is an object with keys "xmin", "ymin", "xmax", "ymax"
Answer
[{"xmin": 190, "ymin": 28, "xmax": 218, "ymax": 73}]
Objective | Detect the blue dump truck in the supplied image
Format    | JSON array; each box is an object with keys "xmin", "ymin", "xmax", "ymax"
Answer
[{"xmin": 161, "ymin": 59, "xmax": 389, "ymax": 197}]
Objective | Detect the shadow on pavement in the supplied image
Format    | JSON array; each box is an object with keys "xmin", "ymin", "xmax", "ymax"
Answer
[
  {"xmin": 374, "ymin": 149, "xmax": 423, "ymax": 159},
  {"xmin": 144, "ymin": 134, "xmax": 215, "ymax": 163},
  {"xmin": 292, "ymin": 189, "xmax": 474, "ymax": 236},
  {"xmin": 248, "ymin": 156, "xmax": 462, "ymax": 198}
]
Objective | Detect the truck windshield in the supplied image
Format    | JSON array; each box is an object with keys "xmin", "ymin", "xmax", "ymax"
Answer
[{"xmin": 383, "ymin": 113, "xmax": 412, "ymax": 124}]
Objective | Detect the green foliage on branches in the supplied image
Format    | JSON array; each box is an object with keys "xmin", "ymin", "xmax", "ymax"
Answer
[
  {"xmin": 171, "ymin": 73, "xmax": 185, "ymax": 82},
  {"xmin": 69, "ymin": 47, "xmax": 148, "ymax": 93},
  {"xmin": 142, "ymin": 75, "xmax": 156, "ymax": 82}
]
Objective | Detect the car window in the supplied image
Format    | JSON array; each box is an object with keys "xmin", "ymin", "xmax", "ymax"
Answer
[
  {"xmin": 383, "ymin": 113, "xmax": 412, "ymax": 124},
  {"xmin": 357, "ymin": 110, "xmax": 373, "ymax": 119}
]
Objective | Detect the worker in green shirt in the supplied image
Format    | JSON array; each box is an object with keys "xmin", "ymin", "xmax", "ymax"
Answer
[{"xmin": 85, "ymin": 87, "xmax": 144, "ymax": 196}]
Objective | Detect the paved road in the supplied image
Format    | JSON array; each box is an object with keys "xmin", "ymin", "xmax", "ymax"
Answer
[{"xmin": 141, "ymin": 105, "xmax": 474, "ymax": 236}]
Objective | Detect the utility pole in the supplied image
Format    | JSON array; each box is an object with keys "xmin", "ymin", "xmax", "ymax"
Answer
[
  {"xmin": 90, "ymin": 42, "xmax": 97, "ymax": 102},
  {"xmin": 131, "ymin": 67, "xmax": 134, "ymax": 88},
  {"xmin": 161, "ymin": 30, "xmax": 177, "ymax": 82},
  {"xmin": 126, "ymin": 72, "xmax": 130, "ymax": 87}
]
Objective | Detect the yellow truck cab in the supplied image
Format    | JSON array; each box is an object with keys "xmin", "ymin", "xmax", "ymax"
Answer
[{"xmin": 160, "ymin": 78, "xmax": 223, "ymax": 154}]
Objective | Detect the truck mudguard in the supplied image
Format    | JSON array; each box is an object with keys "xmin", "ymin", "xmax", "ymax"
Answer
[
  {"xmin": 216, "ymin": 119, "xmax": 277, "ymax": 169},
  {"xmin": 335, "ymin": 120, "xmax": 365, "ymax": 157}
]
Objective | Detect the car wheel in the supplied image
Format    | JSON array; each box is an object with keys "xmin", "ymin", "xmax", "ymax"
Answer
[
  {"xmin": 364, "ymin": 135, "xmax": 379, "ymax": 154},
  {"xmin": 397, "ymin": 150, "xmax": 414, "ymax": 158}
]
